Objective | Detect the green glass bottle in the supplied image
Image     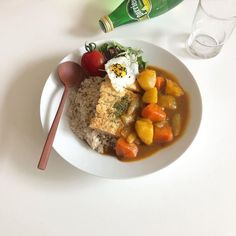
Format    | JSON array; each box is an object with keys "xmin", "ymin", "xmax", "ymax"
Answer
[{"xmin": 99, "ymin": 0, "xmax": 183, "ymax": 33}]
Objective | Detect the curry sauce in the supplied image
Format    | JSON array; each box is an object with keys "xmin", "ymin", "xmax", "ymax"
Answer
[
  {"xmin": 137, "ymin": 93, "xmax": 189, "ymax": 159},
  {"xmin": 106, "ymin": 66, "xmax": 189, "ymax": 162}
]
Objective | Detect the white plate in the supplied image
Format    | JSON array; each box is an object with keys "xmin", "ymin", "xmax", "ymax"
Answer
[{"xmin": 40, "ymin": 39, "xmax": 202, "ymax": 179}]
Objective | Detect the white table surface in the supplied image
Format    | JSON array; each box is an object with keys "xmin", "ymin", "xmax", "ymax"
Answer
[{"xmin": 1, "ymin": 0, "xmax": 236, "ymax": 235}]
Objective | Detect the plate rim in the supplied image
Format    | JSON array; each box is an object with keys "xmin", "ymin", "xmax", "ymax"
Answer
[{"xmin": 40, "ymin": 38, "xmax": 202, "ymax": 179}]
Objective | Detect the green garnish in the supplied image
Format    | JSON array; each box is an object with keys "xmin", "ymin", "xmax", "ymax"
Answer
[
  {"xmin": 99, "ymin": 41, "xmax": 147, "ymax": 71},
  {"xmin": 113, "ymin": 95, "xmax": 131, "ymax": 118},
  {"xmin": 137, "ymin": 56, "xmax": 146, "ymax": 70}
]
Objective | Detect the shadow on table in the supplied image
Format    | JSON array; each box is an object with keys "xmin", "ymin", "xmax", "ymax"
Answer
[
  {"xmin": 68, "ymin": 0, "xmax": 124, "ymax": 37},
  {"xmin": 0, "ymin": 54, "xmax": 101, "ymax": 189},
  {"xmin": 167, "ymin": 33, "xmax": 193, "ymax": 59},
  {"xmin": 69, "ymin": 1, "xmax": 107, "ymax": 37}
]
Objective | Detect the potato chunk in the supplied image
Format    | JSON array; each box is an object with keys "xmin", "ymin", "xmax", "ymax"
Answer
[
  {"xmin": 142, "ymin": 87, "xmax": 158, "ymax": 103},
  {"xmin": 135, "ymin": 119, "xmax": 153, "ymax": 145},
  {"xmin": 158, "ymin": 95, "xmax": 177, "ymax": 110},
  {"xmin": 165, "ymin": 79, "xmax": 184, "ymax": 97},
  {"xmin": 126, "ymin": 132, "xmax": 138, "ymax": 144},
  {"xmin": 137, "ymin": 69, "xmax": 156, "ymax": 91}
]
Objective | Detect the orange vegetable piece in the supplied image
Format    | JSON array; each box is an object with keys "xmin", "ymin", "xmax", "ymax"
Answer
[
  {"xmin": 141, "ymin": 104, "xmax": 166, "ymax": 122},
  {"xmin": 153, "ymin": 124, "xmax": 173, "ymax": 143},
  {"xmin": 115, "ymin": 138, "xmax": 138, "ymax": 160},
  {"xmin": 156, "ymin": 76, "xmax": 165, "ymax": 90}
]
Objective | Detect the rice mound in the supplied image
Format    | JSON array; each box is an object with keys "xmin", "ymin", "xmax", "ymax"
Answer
[{"xmin": 67, "ymin": 77, "xmax": 116, "ymax": 154}]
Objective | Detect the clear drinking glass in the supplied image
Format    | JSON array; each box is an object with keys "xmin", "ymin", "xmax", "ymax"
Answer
[{"xmin": 186, "ymin": 0, "xmax": 236, "ymax": 58}]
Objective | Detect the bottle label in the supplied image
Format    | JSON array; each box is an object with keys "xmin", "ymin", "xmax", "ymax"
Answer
[{"xmin": 126, "ymin": 0, "xmax": 152, "ymax": 21}]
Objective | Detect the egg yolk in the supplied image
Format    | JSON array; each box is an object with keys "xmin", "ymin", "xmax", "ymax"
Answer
[{"xmin": 110, "ymin": 63, "xmax": 127, "ymax": 78}]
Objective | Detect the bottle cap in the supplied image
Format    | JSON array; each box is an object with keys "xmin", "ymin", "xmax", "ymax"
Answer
[{"xmin": 99, "ymin": 16, "xmax": 114, "ymax": 33}]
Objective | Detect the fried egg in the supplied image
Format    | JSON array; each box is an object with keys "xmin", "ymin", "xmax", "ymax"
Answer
[{"xmin": 105, "ymin": 56, "xmax": 139, "ymax": 92}]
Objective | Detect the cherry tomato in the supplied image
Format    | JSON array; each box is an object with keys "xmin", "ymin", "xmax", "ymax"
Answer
[{"xmin": 81, "ymin": 42, "xmax": 105, "ymax": 77}]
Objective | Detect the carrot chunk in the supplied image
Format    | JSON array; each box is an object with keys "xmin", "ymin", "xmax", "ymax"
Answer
[
  {"xmin": 141, "ymin": 103, "xmax": 166, "ymax": 122},
  {"xmin": 156, "ymin": 76, "xmax": 165, "ymax": 91},
  {"xmin": 115, "ymin": 138, "xmax": 138, "ymax": 160},
  {"xmin": 153, "ymin": 124, "xmax": 173, "ymax": 143}
]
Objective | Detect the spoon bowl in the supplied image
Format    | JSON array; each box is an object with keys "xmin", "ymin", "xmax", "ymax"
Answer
[{"xmin": 58, "ymin": 61, "xmax": 87, "ymax": 87}]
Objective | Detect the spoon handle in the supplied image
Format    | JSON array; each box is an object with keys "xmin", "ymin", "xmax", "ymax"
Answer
[{"xmin": 38, "ymin": 86, "xmax": 69, "ymax": 170}]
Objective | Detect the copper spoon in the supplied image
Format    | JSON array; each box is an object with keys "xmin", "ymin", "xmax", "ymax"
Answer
[{"xmin": 38, "ymin": 61, "xmax": 86, "ymax": 170}]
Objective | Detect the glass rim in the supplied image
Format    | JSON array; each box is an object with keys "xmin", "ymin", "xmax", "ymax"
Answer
[{"xmin": 199, "ymin": 0, "xmax": 236, "ymax": 22}]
